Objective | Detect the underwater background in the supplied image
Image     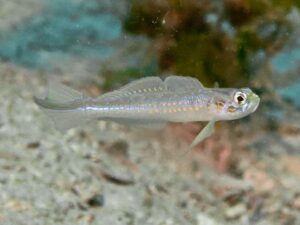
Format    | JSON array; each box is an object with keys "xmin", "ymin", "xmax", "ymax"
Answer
[{"xmin": 0, "ymin": 0, "xmax": 299, "ymax": 224}]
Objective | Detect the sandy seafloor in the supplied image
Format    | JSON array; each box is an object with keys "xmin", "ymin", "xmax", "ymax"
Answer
[{"xmin": 0, "ymin": 62, "xmax": 300, "ymax": 225}]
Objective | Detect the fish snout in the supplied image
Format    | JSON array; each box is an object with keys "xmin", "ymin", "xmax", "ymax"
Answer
[{"xmin": 248, "ymin": 92, "xmax": 260, "ymax": 113}]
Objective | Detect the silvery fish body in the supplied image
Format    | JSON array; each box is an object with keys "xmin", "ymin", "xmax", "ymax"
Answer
[{"xmin": 34, "ymin": 76, "xmax": 260, "ymax": 146}]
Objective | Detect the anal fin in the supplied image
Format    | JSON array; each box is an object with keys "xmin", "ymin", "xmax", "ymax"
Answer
[{"xmin": 104, "ymin": 118, "xmax": 166, "ymax": 130}]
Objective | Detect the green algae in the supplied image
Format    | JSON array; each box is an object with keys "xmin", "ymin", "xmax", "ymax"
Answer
[
  {"xmin": 168, "ymin": 32, "xmax": 243, "ymax": 87},
  {"xmin": 272, "ymin": 0, "xmax": 300, "ymax": 11},
  {"xmin": 124, "ymin": 0, "xmax": 293, "ymax": 87}
]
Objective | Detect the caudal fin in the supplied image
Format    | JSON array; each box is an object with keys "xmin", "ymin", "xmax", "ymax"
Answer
[{"xmin": 34, "ymin": 81, "xmax": 88, "ymax": 132}]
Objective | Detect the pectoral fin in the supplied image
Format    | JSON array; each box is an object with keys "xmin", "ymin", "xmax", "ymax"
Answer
[{"xmin": 190, "ymin": 120, "xmax": 215, "ymax": 148}]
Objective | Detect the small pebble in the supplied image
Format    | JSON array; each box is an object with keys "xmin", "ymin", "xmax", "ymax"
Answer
[
  {"xmin": 86, "ymin": 194, "xmax": 105, "ymax": 207},
  {"xmin": 4, "ymin": 200, "xmax": 31, "ymax": 211},
  {"xmin": 101, "ymin": 170, "xmax": 135, "ymax": 186},
  {"xmin": 78, "ymin": 214, "xmax": 95, "ymax": 223},
  {"xmin": 225, "ymin": 204, "xmax": 247, "ymax": 219},
  {"xmin": 26, "ymin": 141, "xmax": 40, "ymax": 149},
  {"xmin": 292, "ymin": 196, "xmax": 300, "ymax": 209},
  {"xmin": 103, "ymin": 140, "xmax": 129, "ymax": 158},
  {"xmin": 197, "ymin": 213, "xmax": 219, "ymax": 225}
]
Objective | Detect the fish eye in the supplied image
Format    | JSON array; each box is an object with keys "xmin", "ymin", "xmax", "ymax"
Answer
[{"xmin": 234, "ymin": 91, "xmax": 247, "ymax": 105}]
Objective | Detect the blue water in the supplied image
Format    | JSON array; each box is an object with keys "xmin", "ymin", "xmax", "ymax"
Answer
[
  {"xmin": 278, "ymin": 78, "xmax": 300, "ymax": 109},
  {"xmin": 0, "ymin": 0, "xmax": 122, "ymax": 69},
  {"xmin": 271, "ymin": 48, "xmax": 300, "ymax": 74},
  {"xmin": 271, "ymin": 32, "xmax": 300, "ymax": 109}
]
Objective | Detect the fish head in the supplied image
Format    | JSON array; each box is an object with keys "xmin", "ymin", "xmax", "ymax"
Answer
[{"xmin": 212, "ymin": 88, "xmax": 260, "ymax": 120}]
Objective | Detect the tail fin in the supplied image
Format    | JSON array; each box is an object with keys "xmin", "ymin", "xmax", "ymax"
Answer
[{"xmin": 34, "ymin": 81, "xmax": 88, "ymax": 132}]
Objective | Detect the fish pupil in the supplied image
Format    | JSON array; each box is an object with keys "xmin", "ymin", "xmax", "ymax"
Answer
[{"xmin": 237, "ymin": 96, "xmax": 244, "ymax": 103}]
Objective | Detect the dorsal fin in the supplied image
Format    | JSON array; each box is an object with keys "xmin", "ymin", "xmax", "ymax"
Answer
[
  {"xmin": 164, "ymin": 75, "xmax": 204, "ymax": 92},
  {"xmin": 97, "ymin": 77, "xmax": 166, "ymax": 103},
  {"xmin": 98, "ymin": 76, "xmax": 204, "ymax": 103},
  {"xmin": 119, "ymin": 77, "xmax": 166, "ymax": 94}
]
